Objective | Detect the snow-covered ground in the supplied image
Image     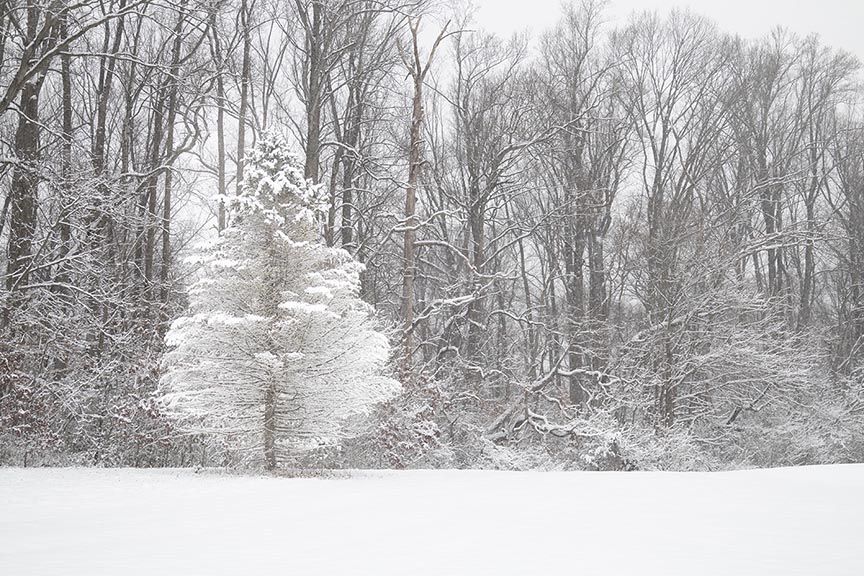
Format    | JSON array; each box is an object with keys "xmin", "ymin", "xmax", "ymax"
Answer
[{"xmin": 1, "ymin": 466, "xmax": 862, "ymax": 575}]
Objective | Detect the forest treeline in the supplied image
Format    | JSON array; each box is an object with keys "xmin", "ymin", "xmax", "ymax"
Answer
[{"xmin": 1, "ymin": 0, "xmax": 863, "ymax": 470}]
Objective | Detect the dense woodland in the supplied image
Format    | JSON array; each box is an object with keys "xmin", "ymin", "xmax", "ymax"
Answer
[{"xmin": 1, "ymin": 0, "xmax": 863, "ymax": 470}]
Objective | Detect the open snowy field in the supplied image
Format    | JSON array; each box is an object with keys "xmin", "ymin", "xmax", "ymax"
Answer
[{"xmin": 1, "ymin": 466, "xmax": 862, "ymax": 575}]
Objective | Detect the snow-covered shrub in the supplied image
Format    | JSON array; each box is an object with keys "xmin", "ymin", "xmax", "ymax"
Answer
[
  {"xmin": 0, "ymin": 293, "xmax": 174, "ymax": 467},
  {"xmin": 333, "ymin": 375, "xmax": 452, "ymax": 469},
  {"xmin": 722, "ymin": 374, "xmax": 864, "ymax": 468}
]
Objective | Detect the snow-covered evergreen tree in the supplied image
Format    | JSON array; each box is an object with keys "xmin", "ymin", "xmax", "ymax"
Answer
[{"xmin": 159, "ymin": 132, "xmax": 401, "ymax": 469}]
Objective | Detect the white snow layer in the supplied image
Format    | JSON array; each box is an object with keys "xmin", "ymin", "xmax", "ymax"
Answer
[{"xmin": 1, "ymin": 466, "xmax": 862, "ymax": 575}]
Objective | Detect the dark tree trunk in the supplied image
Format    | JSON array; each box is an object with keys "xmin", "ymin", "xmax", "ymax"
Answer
[
  {"xmin": 143, "ymin": 90, "xmax": 166, "ymax": 304},
  {"xmin": 587, "ymin": 230, "xmax": 608, "ymax": 370},
  {"xmin": 55, "ymin": 14, "xmax": 73, "ymax": 287},
  {"xmin": 6, "ymin": 81, "xmax": 41, "ymax": 292},
  {"xmin": 303, "ymin": 1, "xmax": 323, "ymax": 183},
  {"xmin": 159, "ymin": 5, "xmax": 186, "ymax": 317},
  {"xmin": 235, "ymin": 0, "xmax": 252, "ymax": 194}
]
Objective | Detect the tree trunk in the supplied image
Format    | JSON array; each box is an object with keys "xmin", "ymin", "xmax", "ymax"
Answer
[
  {"xmin": 159, "ymin": 5, "xmax": 186, "ymax": 316},
  {"xmin": 261, "ymin": 226, "xmax": 280, "ymax": 469},
  {"xmin": 340, "ymin": 96, "xmax": 362, "ymax": 251},
  {"xmin": 401, "ymin": 70, "xmax": 423, "ymax": 381},
  {"xmin": 400, "ymin": 20, "xmax": 448, "ymax": 382},
  {"xmin": 54, "ymin": 14, "xmax": 73, "ymax": 290},
  {"xmin": 143, "ymin": 90, "xmax": 166, "ymax": 305},
  {"xmin": 587, "ymin": 230, "xmax": 608, "ymax": 370},
  {"xmin": 235, "ymin": 0, "xmax": 252, "ymax": 195},
  {"xmin": 303, "ymin": 1, "xmax": 323, "ymax": 183},
  {"xmin": 565, "ymin": 231, "xmax": 585, "ymax": 405},
  {"xmin": 210, "ymin": 10, "xmax": 227, "ymax": 231},
  {"xmin": 6, "ymin": 80, "xmax": 41, "ymax": 292}
]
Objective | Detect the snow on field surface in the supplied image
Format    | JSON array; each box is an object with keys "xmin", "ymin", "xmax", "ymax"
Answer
[{"xmin": 1, "ymin": 466, "xmax": 863, "ymax": 576}]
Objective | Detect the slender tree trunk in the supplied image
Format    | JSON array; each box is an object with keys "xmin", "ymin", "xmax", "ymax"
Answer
[
  {"xmin": 399, "ymin": 20, "xmax": 448, "ymax": 382},
  {"xmin": 54, "ymin": 14, "xmax": 73, "ymax": 290},
  {"xmin": 261, "ymin": 226, "xmax": 280, "ymax": 470},
  {"xmin": 263, "ymin": 375, "xmax": 277, "ymax": 470},
  {"xmin": 159, "ymin": 5, "xmax": 186, "ymax": 317},
  {"xmin": 0, "ymin": 194, "xmax": 10, "ymax": 241},
  {"xmin": 303, "ymin": 2, "xmax": 323, "ymax": 183},
  {"xmin": 92, "ymin": 3, "xmax": 126, "ymax": 177},
  {"xmin": 340, "ymin": 118, "xmax": 360, "ymax": 250},
  {"xmin": 143, "ymin": 91, "xmax": 166, "ymax": 304},
  {"xmin": 565, "ymin": 232, "xmax": 585, "ymax": 404},
  {"xmin": 210, "ymin": 10, "xmax": 227, "ymax": 231},
  {"xmin": 587, "ymin": 230, "xmax": 608, "ymax": 370},
  {"xmin": 89, "ymin": 3, "xmax": 126, "ymax": 253},
  {"xmin": 339, "ymin": 88, "xmax": 362, "ymax": 250},
  {"xmin": 799, "ymin": 145, "xmax": 820, "ymax": 329},
  {"xmin": 464, "ymin": 181, "xmax": 486, "ymax": 377},
  {"xmin": 401, "ymin": 71, "xmax": 424, "ymax": 382},
  {"xmin": 235, "ymin": 0, "xmax": 252, "ymax": 195},
  {"xmin": 324, "ymin": 145, "xmax": 342, "ymax": 246},
  {"xmin": 517, "ymin": 233, "xmax": 537, "ymax": 381},
  {"xmin": 799, "ymin": 198, "xmax": 816, "ymax": 327}
]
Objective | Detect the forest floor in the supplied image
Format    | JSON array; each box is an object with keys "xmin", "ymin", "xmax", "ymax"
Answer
[{"xmin": 1, "ymin": 465, "xmax": 862, "ymax": 575}]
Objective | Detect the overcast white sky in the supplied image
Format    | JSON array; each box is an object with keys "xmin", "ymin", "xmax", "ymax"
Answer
[{"xmin": 474, "ymin": 0, "xmax": 864, "ymax": 60}]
